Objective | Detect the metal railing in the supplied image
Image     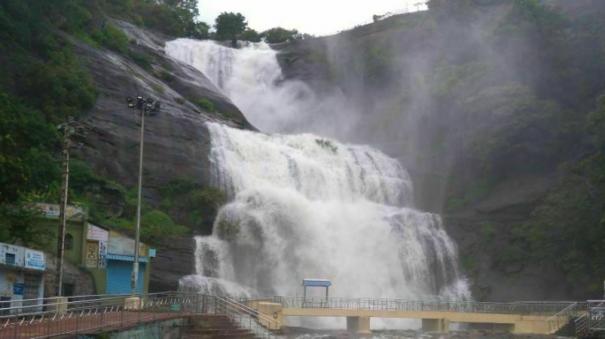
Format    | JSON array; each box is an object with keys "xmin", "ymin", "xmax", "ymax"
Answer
[
  {"xmin": 270, "ymin": 296, "xmax": 581, "ymax": 316},
  {"xmin": 0, "ymin": 292, "xmax": 275, "ymax": 339},
  {"xmin": 545, "ymin": 301, "xmax": 582, "ymax": 334},
  {"xmin": 216, "ymin": 296, "xmax": 276, "ymax": 339},
  {"xmin": 586, "ymin": 300, "xmax": 605, "ymax": 334}
]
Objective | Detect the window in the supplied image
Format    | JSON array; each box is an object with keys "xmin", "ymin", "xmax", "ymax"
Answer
[
  {"xmin": 5, "ymin": 253, "xmax": 15, "ymax": 265},
  {"xmin": 65, "ymin": 233, "xmax": 74, "ymax": 251}
]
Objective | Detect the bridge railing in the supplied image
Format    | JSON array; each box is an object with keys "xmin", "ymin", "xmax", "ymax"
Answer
[
  {"xmin": 0, "ymin": 292, "xmax": 275, "ymax": 339},
  {"xmin": 586, "ymin": 300, "xmax": 605, "ymax": 334},
  {"xmin": 271, "ymin": 296, "xmax": 581, "ymax": 316},
  {"xmin": 216, "ymin": 296, "xmax": 277, "ymax": 339}
]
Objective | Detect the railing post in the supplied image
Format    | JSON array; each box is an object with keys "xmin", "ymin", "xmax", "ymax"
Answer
[{"xmin": 75, "ymin": 310, "xmax": 79, "ymax": 335}]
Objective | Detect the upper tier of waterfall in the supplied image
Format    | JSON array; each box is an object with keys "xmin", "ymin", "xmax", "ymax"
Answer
[{"xmin": 166, "ymin": 39, "xmax": 357, "ymax": 137}]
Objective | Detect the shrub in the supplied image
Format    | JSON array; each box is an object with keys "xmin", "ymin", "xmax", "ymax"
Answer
[
  {"xmin": 91, "ymin": 23, "xmax": 129, "ymax": 54},
  {"xmin": 193, "ymin": 98, "xmax": 216, "ymax": 112}
]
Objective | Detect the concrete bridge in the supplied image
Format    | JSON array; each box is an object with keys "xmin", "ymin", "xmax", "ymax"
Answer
[
  {"xmin": 1, "ymin": 293, "xmax": 602, "ymax": 338},
  {"xmin": 247, "ymin": 297, "xmax": 585, "ymax": 336}
]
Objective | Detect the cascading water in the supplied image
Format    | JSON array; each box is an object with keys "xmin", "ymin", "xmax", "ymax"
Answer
[
  {"xmin": 165, "ymin": 39, "xmax": 357, "ymax": 137},
  {"xmin": 167, "ymin": 38, "xmax": 470, "ymax": 328}
]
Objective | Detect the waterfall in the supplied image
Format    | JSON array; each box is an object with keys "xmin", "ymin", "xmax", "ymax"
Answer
[
  {"xmin": 165, "ymin": 39, "xmax": 357, "ymax": 137},
  {"xmin": 167, "ymin": 38, "xmax": 470, "ymax": 327},
  {"xmin": 180, "ymin": 123, "xmax": 469, "ymax": 301}
]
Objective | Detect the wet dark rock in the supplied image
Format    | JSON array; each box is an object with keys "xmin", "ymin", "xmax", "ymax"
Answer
[
  {"xmin": 65, "ymin": 19, "xmax": 253, "ymax": 291},
  {"xmin": 149, "ymin": 236, "xmax": 196, "ymax": 292}
]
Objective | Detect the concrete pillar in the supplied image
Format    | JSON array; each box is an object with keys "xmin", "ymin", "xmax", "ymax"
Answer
[
  {"xmin": 124, "ymin": 296, "xmax": 141, "ymax": 310},
  {"xmin": 422, "ymin": 318, "xmax": 449, "ymax": 333},
  {"xmin": 347, "ymin": 316, "xmax": 371, "ymax": 336},
  {"xmin": 257, "ymin": 302, "xmax": 283, "ymax": 330}
]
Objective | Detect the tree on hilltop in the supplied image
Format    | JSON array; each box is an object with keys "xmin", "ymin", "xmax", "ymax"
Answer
[{"xmin": 215, "ymin": 12, "xmax": 247, "ymax": 46}]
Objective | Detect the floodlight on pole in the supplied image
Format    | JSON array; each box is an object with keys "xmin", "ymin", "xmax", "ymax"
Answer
[{"xmin": 126, "ymin": 95, "xmax": 160, "ymax": 295}]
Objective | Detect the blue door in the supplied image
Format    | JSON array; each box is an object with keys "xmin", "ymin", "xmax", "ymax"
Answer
[{"xmin": 106, "ymin": 260, "xmax": 145, "ymax": 294}]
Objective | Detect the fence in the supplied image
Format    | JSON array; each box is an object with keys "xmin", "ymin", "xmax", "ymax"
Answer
[
  {"xmin": 0, "ymin": 292, "xmax": 276, "ymax": 339},
  {"xmin": 270, "ymin": 296, "xmax": 583, "ymax": 316}
]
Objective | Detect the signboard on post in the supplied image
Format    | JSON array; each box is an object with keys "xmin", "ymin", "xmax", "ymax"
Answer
[{"xmin": 36, "ymin": 203, "xmax": 85, "ymax": 221}]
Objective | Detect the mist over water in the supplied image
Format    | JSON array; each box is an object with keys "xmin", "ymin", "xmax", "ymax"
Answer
[
  {"xmin": 165, "ymin": 39, "xmax": 357, "ymax": 137},
  {"xmin": 168, "ymin": 39, "xmax": 470, "ymax": 328}
]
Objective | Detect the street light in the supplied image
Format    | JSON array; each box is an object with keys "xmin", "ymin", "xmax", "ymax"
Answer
[
  {"xmin": 126, "ymin": 95, "xmax": 160, "ymax": 295},
  {"xmin": 56, "ymin": 117, "xmax": 85, "ymax": 297}
]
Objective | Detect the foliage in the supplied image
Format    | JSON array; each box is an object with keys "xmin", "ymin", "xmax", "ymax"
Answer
[
  {"xmin": 191, "ymin": 22, "xmax": 210, "ymax": 40},
  {"xmin": 214, "ymin": 12, "xmax": 247, "ymax": 46},
  {"xmin": 241, "ymin": 29, "xmax": 261, "ymax": 43},
  {"xmin": 160, "ymin": 178, "xmax": 227, "ymax": 235},
  {"xmin": 141, "ymin": 210, "xmax": 188, "ymax": 241},
  {"xmin": 91, "ymin": 23, "xmax": 130, "ymax": 54},
  {"xmin": 0, "ymin": 92, "xmax": 60, "ymax": 204},
  {"xmin": 131, "ymin": 0, "xmax": 200, "ymax": 37},
  {"xmin": 193, "ymin": 98, "xmax": 216, "ymax": 112},
  {"xmin": 128, "ymin": 50, "xmax": 153, "ymax": 71},
  {"xmin": 261, "ymin": 27, "xmax": 299, "ymax": 44},
  {"xmin": 0, "ymin": 204, "xmax": 50, "ymax": 246},
  {"xmin": 516, "ymin": 152, "xmax": 605, "ymax": 294}
]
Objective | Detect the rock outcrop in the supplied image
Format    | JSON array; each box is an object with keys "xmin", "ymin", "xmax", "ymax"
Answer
[
  {"xmin": 68, "ymin": 20, "xmax": 253, "ymax": 291},
  {"xmin": 272, "ymin": 1, "xmax": 605, "ymax": 300}
]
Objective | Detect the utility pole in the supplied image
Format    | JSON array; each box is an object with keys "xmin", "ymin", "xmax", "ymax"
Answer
[
  {"xmin": 56, "ymin": 118, "xmax": 80, "ymax": 297},
  {"xmin": 126, "ymin": 96, "xmax": 160, "ymax": 295}
]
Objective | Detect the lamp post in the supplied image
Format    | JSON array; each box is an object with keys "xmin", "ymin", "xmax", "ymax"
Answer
[
  {"xmin": 56, "ymin": 118, "xmax": 84, "ymax": 297},
  {"xmin": 126, "ymin": 96, "xmax": 160, "ymax": 295}
]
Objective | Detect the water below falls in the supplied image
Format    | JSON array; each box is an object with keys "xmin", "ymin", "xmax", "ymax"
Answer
[{"xmin": 166, "ymin": 39, "xmax": 470, "ymax": 327}]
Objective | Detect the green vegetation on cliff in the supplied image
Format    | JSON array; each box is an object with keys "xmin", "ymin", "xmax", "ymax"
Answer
[
  {"xmin": 0, "ymin": 0, "xmax": 224, "ymax": 247},
  {"xmin": 280, "ymin": 0, "xmax": 605, "ymax": 298}
]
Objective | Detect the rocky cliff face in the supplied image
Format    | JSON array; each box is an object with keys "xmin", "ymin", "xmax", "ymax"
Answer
[
  {"xmin": 273, "ymin": 0, "xmax": 605, "ymax": 300},
  {"xmin": 68, "ymin": 20, "xmax": 253, "ymax": 292}
]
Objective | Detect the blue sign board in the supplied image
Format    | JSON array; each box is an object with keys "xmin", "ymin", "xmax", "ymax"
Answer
[
  {"xmin": 302, "ymin": 279, "xmax": 332, "ymax": 287},
  {"xmin": 13, "ymin": 283, "xmax": 24, "ymax": 295}
]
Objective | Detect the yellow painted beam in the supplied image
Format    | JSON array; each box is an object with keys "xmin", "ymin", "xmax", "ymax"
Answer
[{"xmin": 278, "ymin": 308, "xmax": 566, "ymax": 335}]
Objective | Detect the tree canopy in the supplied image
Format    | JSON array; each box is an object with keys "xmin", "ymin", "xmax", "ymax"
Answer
[
  {"xmin": 215, "ymin": 12, "xmax": 247, "ymax": 46},
  {"xmin": 261, "ymin": 27, "xmax": 299, "ymax": 44}
]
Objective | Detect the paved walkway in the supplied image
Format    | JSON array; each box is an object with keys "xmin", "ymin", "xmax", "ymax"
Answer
[{"xmin": 0, "ymin": 311, "xmax": 191, "ymax": 338}]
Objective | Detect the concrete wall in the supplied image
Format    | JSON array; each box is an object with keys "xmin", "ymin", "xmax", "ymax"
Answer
[
  {"xmin": 36, "ymin": 212, "xmax": 154, "ymax": 295},
  {"xmin": 0, "ymin": 243, "xmax": 46, "ymax": 309}
]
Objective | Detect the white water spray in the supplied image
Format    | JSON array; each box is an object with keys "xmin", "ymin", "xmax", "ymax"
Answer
[
  {"xmin": 168, "ymin": 39, "xmax": 470, "ymax": 328},
  {"xmin": 165, "ymin": 39, "xmax": 357, "ymax": 137},
  {"xmin": 181, "ymin": 123, "xmax": 469, "ymax": 300}
]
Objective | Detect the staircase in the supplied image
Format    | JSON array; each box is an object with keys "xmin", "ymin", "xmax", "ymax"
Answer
[
  {"xmin": 184, "ymin": 314, "xmax": 256, "ymax": 338},
  {"xmin": 575, "ymin": 314, "xmax": 590, "ymax": 338}
]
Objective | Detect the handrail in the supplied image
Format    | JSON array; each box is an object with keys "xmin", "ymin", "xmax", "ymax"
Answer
[
  {"xmin": 218, "ymin": 296, "xmax": 278, "ymax": 329},
  {"xmin": 0, "ymin": 292, "xmax": 278, "ymax": 338},
  {"xmin": 222, "ymin": 296, "xmax": 277, "ymax": 326},
  {"xmin": 0, "ymin": 295, "xmax": 130, "ymax": 319},
  {"xmin": 546, "ymin": 302, "xmax": 578, "ymax": 333},
  {"xmin": 272, "ymin": 296, "xmax": 578, "ymax": 315},
  {"xmin": 547, "ymin": 302, "xmax": 578, "ymax": 321}
]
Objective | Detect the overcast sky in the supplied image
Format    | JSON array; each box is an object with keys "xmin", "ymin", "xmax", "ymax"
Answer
[{"xmin": 198, "ymin": 0, "xmax": 428, "ymax": 36}]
